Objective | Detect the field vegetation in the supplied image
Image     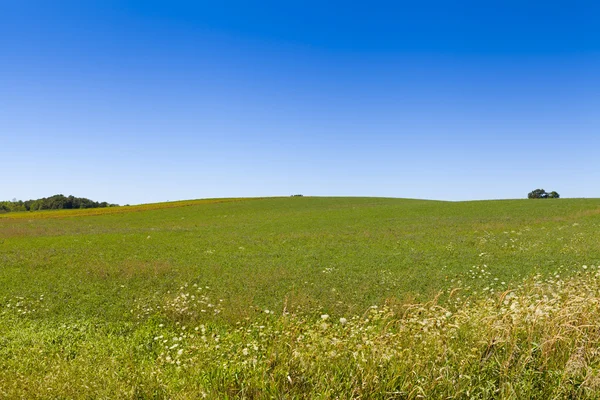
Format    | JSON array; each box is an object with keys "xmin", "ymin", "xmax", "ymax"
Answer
[{"xmin": 2, "ymin": 197, "xmax": 600, "ymax": 398}]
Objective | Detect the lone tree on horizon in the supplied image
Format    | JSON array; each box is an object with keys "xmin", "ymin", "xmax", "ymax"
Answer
[{"xmin": 528, "ymin": 189, "xmax": 560, "ymax": 199}]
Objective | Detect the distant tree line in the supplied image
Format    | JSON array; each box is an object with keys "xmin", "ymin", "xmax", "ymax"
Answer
[
  {"xmin": 528, "ymin": 189, "xmax": 560, "ymax": 199},
  {"xmin": 0, "ymin": 194, "xmax": 119, "ymax": 213}
]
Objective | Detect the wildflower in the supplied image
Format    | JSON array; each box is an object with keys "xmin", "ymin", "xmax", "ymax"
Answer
[
  {"xmin": 321, "ymin": 314, "xmax": 329, "ymax": 320},
  {"xmin": 339, "ymin": 317, "xmax": 347, "ymax": 325}
]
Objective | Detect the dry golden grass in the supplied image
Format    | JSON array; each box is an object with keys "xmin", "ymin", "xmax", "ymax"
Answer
[{"xmin": 0, "ymin": 197, "xmax": 266, "ymax": 220}]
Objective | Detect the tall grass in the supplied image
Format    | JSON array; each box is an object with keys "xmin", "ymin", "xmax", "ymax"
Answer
[{"xmin": 3, "ymin": 268, "xmax": 600, "ymax": 398}]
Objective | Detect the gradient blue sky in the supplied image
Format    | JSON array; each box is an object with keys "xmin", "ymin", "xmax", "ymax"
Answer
[{"xmin": 2, "ymin": 1, "xmax": 599, "ymax": 204}]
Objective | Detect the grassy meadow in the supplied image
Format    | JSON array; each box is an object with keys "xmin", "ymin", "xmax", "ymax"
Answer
[{"xmin": 2, "ymin": 196, "xmax": 600, "ymax": 398}]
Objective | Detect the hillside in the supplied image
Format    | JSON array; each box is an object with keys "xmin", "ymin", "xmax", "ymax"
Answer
[
  {"xmin": 2, "ymin": 197, "xmax": 599, "ymax": 319},
  {"xmin": 2, "ymin": 196, "xmax": 600, "ymax": 398}
]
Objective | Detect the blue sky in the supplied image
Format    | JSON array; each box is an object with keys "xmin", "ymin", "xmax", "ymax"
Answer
[{"xmin": 1, "ymin": 1, "xmax": 599, "ymax": 204}]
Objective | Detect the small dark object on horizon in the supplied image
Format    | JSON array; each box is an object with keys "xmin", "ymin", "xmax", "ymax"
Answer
[{"xmin": 291, "ymin": 194, "xmax": 304, "ymax": 197}]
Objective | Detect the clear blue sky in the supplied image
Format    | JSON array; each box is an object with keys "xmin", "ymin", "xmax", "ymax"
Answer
[{"xmin": 1, "ymin": 1, "xmax": 599, "ymax": 204}]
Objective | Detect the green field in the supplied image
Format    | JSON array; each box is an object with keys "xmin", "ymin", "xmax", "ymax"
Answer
[{"xmin": 2, "ymin": 197, "xmax": 600, "ymax": 398}]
